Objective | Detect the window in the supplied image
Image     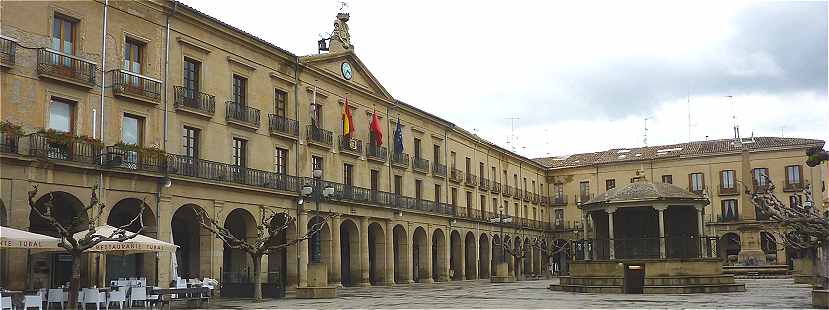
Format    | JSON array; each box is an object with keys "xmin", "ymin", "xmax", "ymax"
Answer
[
  {"xmin": 481, "ymin": 195, "xmax": 487, "ymax": 213},
  {"xmin": 753, "ymin": 168, "xmax": 769, "ymax": 188},
  {"xmin": 48, "ymin": 98, "xmax": 73, "ymax": 133},
  {"xmin": 661, "ymin": 175, "xmax": 673, "ymax": 184},
  {"xmin": 789, "ymin": 195, "xmax": 802, "ymax": 208},
  {"xmin": 121, "ymin": 114, "xmax": 144, "ymax": 145},
  {"xmin": 343, "ymin": 164, "xmax": 353, "ymax": 186},
  {"xmin": 232, "ymin": 138, "xmax": 247, "ymax": 168},
  {"xmin": 554, "ymin": 184, "xmax": 564, "ymax": 199},
  {"xmin": 274, "ymin": 147, "xmax": 288, "ymax": 174},
  {"xmin": 435, "ymin": 184, "xmax": 442, "ymax": 204},
  {"xmin": 605, "ymin": 179, "xmax": 616, "ymax": 190},
  {"xmin": 532, "ymin": 181, "xmax": 536, "ymax": 193},
  {"xmin": 311, "ymin": 156, "xmax": 323, "ymax": 178},
  {"xmin": 413, "ymin": 138, "xmax": 422, "ymax": 159},
  {"xmin": 491, "ymin": 167, "xmax": 496, "ymax": 180},
  {"xmin": 689, "ymin": 173, "xmax": 704, "ymax": 193},
  {"xmin": 630, "ymin": 177, "xmax": 639, "ymax": 183},
  {"xmin": 466, "ymin": 191, "xmax": 473, "ymax": 209},
  {"xmin": 579, "ymin": 181, "xmax": 590, "ymax": 200},
  {"xmin": 182, "ymin": 126, "xmax": 200, "ymax": 158},
  {"xmin": 786, "ymin": 165, "xmax": 802, "ymax": 187},
  {"xmin": 523, "ymin": 178, "xmax": 527, "ymax": 192},
  {"xmin": 183, "ymin": 58, "xmax": 201, "ymax": 99},
  {"xmin": 514, "ymin": 174, "xmax": 518, "ymax": 188},
  {"xmin": 52, "ymin": 14, "xmax": 76, "ymax": 54},
  {"xmin": 503, "ymin": 170, "xmax": 508, "ymax": 185},
  {"xmin": 451, "ymin": 188, "xmax": 458, "ymax": 206},
  {"xmin": 274, "ymin": 89, "xmax": 287, "ymax": 118},
  {"xmin": 523, "ymin": 205, "xmax": 528, "ymax": 218},
  {"xmin": 721, "ymin": 199, "xmax": 738, "ymax": 221},
  {"xmin": 465, "ymin": 157, "xmax": 471, "ymax": 174},
  {"xmin": 532, "ymin": 207, "xmax": 537, "ymax": 220},
  {"xmin": 480, "ymin": 163, "xmax": 485, "ymax": 179},
  {"xmin": 492, "ymin": 198, "xmax": 497, "ymax": 214},
  {"xmin": 514, "ymin": 203, "xmax": 519, "ymax": 218},
  {"xmin": 370, "ymin": 170, "xmax": 379, "ymax": 191},
  {"xmin": 124, "ymin": 39, "xmax": 143, "ymax": 73},
  {"xmin": 503, "ymin": 200, "xmax": 509, "ymax": 215},
  {"xmin": 232, "ymin": 75, "xmax": 247, "ymax": 105},
  {"xmin": 720, "ymin": 170, "xmax": 735, "ymax": 189},
  {"xmin": 394, "ymin": 175, "xmax": 402, "ymax": 195},
  {"xmin": 415, "ymin": 180, "xmax": 422, "ymax": 201},
  {"xmin": 554, "ymin": 209, "xmax": 564, "ymax": 226}
]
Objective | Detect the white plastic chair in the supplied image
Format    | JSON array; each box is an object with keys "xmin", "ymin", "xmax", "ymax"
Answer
[
  {"xmin": 24, "ymin": 294, "xmax": 44, "ymax": 310},
  {"xmin": 81, "ymin": 288, "xmax": 106, "ymax": 310},
  {"xmin": 76, "ymin": 291, "xmax": 84, "ymax": 309},
  {"xmin": 107, "ymin": 287, "xmax": 127, "ymax": 310},
  {"xmin": 128, "ymin": 287, "xmax": 148, "ymax": 308},
  {"xmin": 1, "ymin": 293, "xmax": 12, "ymax": 310},
  {"xmin": 46, "ymin": 289, "xmax": 67, "ymax": 310}
]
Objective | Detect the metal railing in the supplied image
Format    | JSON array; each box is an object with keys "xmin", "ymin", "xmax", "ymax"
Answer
[
  {"xmin": 784, "ymin": 182, "xmax": 804, "ymax": 192},
  {"xmin": 448, "ymin": 168, "xmax": 462, "ymax": 183},
  {"xmin": 491, "ymin": 182, "xmax": 501, "ymax": 194},
  {"xmin": 0, "ymin": 132, "xmax": 19, "ymax": 154},
  {"xmin": 167, "ymin": 154, "xmax": 300, "ymax": 192},
  {"xmin": 306, "ymin": 126, "xmax": 333, "ymax": 147},
  {"xmin": 102, "ymin": 145, "xmax": 166, "ymax": 173},
  {"xmin": 226, "ymin": 101, "xmax": 261, "ymax": 127},
  {"xmin": 578, "ymin": 193, "xmax": 593, "ymax": 204},
  {"xmin": 503, "ymin": 185, "xmax": 513, "ymax": 197},
  {"xmin": 479, "ymin": 178, "xmax": 490, "ymax": 191},
  {"xmin": 514, "ymin": 188, "xmax": 523, "ymax": 200},
  {"xmin": 111, "ymin": 70, "xmax": 162, "ymax": 102},
  {"xmin": 268, "ymin": 115, "xmax": 299, "ymax": 138},
  {"xmin": 540, "ymin": 195, "xmax": 548, "ymax": 206},
  {"xmin": 0, "ymin": 36, "xmax": 15, "ymax": 67},
  {"xmin": 523, "ymin": 190, "xmax": 531, "ymax": 202},
  {"xmin": 37, "ymin": 49, "xmax": 96, "ymax": 86},
  {"xmin": 174, "ymin": 86, "xmax": 215, "ymax": 115},
  {"xmin": 465, "ymin": 173, "xmax": 477, "ymax": 187},
  {"xmin": 391, "ymin": 152, "xmax": 409, "ymax": 168},
  {"xmin": 718, "ymin": 186, "xmax": 739, "ymax": 195},
  {"xmin": 432, "ymin": 163, "xmax": 447, "ymax": 178},
  {"xmin": 530, "ymin": 192, "xmax": 539, "ymax": 204},
  {"xmin": 29, "ymin": 133, "xmax": 101, "ymax": 164},
  {"xmin": 551, "ymin": 194, "xmax": 567, "ymax": 206},
  {"xmin": 366, "ymin": 143, "xmax": 387, "ymax": 162},
  {"xmin": 413, "ymin": 157, "xmax": 429, "ymax": 173},
  {"xmin": 572, "ymin": 236, "xmax": 720, "ymax": 261},
  {"xmin": 338, "ymin": 136, "xmax": 363, "ymax": 155}
]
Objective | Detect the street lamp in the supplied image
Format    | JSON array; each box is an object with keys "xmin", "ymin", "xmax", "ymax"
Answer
[
  {"xmin": 489, "ymin": 207, "xmax": 513, "ymax": 263},
  {"xmin": 302, "ymin": 169, "xmax": 334, "ymax": 263}
]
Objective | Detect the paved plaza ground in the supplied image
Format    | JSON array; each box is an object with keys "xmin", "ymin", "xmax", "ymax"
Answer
[{"xmin": 203, "ymin": 277, "xmax": 816, "ymax": 308}]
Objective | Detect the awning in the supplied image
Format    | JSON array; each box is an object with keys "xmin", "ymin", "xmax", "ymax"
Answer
[
  {"xmin": 74, "ymin": 225, "xmax": 178, "ymax": 254},
  {"xmin": 0, "ymin": 226, "xmax": 62, "ymax": 250}
]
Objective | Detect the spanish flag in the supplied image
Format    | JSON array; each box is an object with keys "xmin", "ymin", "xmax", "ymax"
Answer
[{"xmin": 342, "ymin": 96, "xmax": 355, "ymax": 137}]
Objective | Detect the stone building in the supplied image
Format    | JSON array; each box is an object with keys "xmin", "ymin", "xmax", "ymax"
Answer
[
  {"xmin": 534, "ymin": 137, "xmax": 826, "ymax": 271},
  {"xmin": 0, "ymin": 0, "xmax": 549, "ymax": 292}
]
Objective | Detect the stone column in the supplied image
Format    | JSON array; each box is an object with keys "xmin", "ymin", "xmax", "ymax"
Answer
[
  {"xmin": 695, "ymin": 205, "xmax": 706, "ymax": 257},
  {"xmin": 405, "ymin": 224, "xmax": 415, "ymax": 284},
  {"xmin": 607, "ymin": 207, "xmax": 617, "ymax": 260},
  {"xmin": 442, "ymin": 232, "xmax": 451, "ymax": 282},
  {"xmin": 424, "ymin": 228, "xmax": 434, "ymax": 283},
  {"xmin": 385, "ymin": 220, "xmax": 395, "ymax": 286},
  {"xmin": 582, "ymin": 212, "xmax": 590, "ymax": 260},
  {"xmin": 457, "ymin": 234, "xmax": 466, "ymax": 281},
  {"xmin": 655, "ymin": 205, "xmax": 668, "ymax": 259},
  {"xmin": 359, "ymin": 217, "xmax": 370, "ymax": 286},
  {"xmin": 485, "ymin": 234, "xmax": 493, "ymax": 278},
  {"xmin": 331, "ymin": 215, "xmax": 342, "ymax": 287},
  {"xmin": 297, "ymin": 210, "xmax": 309, "ymax": 287}
]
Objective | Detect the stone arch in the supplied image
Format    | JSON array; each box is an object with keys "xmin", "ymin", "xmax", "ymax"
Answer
[
  {"xmin": 368, "ymin": 222, "xmax": 386, "ymax": 285},
  {"xmin": 491, "ymin": 234, "xmax": 501, "ymax": 275},
  {"xmin": 392, "ymin": 224, "xmax": 409, "ymax": 284},
  {"xmin": 720, "ymin": 232, "xmax": 741, "ymax": 264},
  {"xmin": 266, "ymin": 211, "xmax": 297, "ymax": 289},
  {"xmin": 105, "ymin": 198, "xmax": 156, "ymax": 284},
  {"xmin": 307, "ymin": 215, "xmax": 332, "ymax": 267},
  {"xmin": 513, "ymin": 236, "xmax": 522, "ymax": 279},
  {"xmin": 412, "ymin": 226, "xmax": 429, "ymax": 283},
  {"xmin": 464, "ymin": 231, "xmax": 477, "ymax": 280},
  {"xmin": 339, "ymin": 218, "xmax": 360, "ymax": 286},
  {"xmin": 171, "ymin": 204, "xmax": 212, "ymax": 280},
  {"xmin": 432, "ymin": 228, "xmax": 447, "ymax": 282},
  {"xmin": 479, "ymin": 233, "xmax": 490, "ymax": 279},
  {"xmin": 760, "ymin": 231, "xmax": 778, "ymax": 264},
  {"xmin": 222, "ymin": 208, "xmax": 258, "ymax": 284},
  {"xmin": 522, "ymin": 238, "xmax": 532, "ymax": 277},
  {"xmin": 29, "ymin": 191, "xmax": 89, "ymax": 288},
  {"xmin": 450, "ymin": 230, "xmax": 463, "ymax": 280},
  {"xmin": 504, "ymin": 234, "xmax": 514, "ymax": 276}
]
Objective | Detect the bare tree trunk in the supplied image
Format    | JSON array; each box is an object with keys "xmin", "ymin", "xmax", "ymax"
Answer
[
  {"xmin": 253, "ymin": 254, "xmax": 263, "ymax": 301},
  {"xmin": 67, "ymin": 252, "xmax": 82, "ymax": 310}
]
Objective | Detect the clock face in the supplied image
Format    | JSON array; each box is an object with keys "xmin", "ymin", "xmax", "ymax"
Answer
[{"xmin": 341, "ymin": 62, "xmax": 353, "ymax": 80}]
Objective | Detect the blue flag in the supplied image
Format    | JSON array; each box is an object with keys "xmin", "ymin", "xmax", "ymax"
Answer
[{"xmin": 394, "ymin": 116, "xmax": 404, "ymax": 153}]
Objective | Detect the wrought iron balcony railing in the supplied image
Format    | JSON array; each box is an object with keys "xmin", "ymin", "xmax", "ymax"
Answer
[
  {"xmin": 225, "ymin": 101, "xmax": 261, "ymax": 128},
  {"xmin": 572, "ymin": 236, "xmax": 719, "ymax": 261},
  {"xmin": 540, "ymin": 195, "xmax": 548, "ymax": 206},
  {"xmin": 448, "ymin": 167, "xmax": 462, "ymax": 183},
  {"xmin": 306, "ymin": 126, "xmax": 333, "ymax": 147},
  {"xmin": 37, "ymin": 49, "xmax": 96, "ymax": 87},
  {"xmin": 101, "ymin": 145, "xmax": 166, "ymax": 173},
  {"xmin": 167, "ymin": 154, "xmax": 299, "ymax": 192},
  {"xmin": 339, "ymin": 135, "xmax": 363, "ymax": 155},
  {"xmin": 491, "ymin": 182, "xmax": 501, "ymax": 194},
  {"xmin": 503, "ymin": 185, "xmax": 513, "ymax": 197},
  {"xmin": 783, "ymin": 182, "xmax": 804, "ymax": 192},
  {"xmin": 551, "ymin": 194, "xmax": 567, "ymax": 206},
  {"xmin": 391, "ymin": 152, "xmax": 409, "ymax": 168},
  {"xmin": 523, "ymin": 190, "xmax": 531, "ymax": 202},
  {"xmin": 0, "ymin": 132, "xmax": 20, "ymax": 154},
  {"xmin": 718, "ymin": 186, "xmax": 738, "ymax": 196},
  {"xmin": 174, "ymin": 86, "xmax": 215, "ymax": 116},
  {"xmin": 413, "ymin": 157, "xmax": 430, "ymax": 173},
  {"xmin": 479, "ymin": 178, "xmax": 490, "ymax": 191},
  {"xmin": 111, "ymin": 69, "xmax": 162, "ymax": 103},
  {"xmin": 268, "ymin": 115, "xmax": 299, "ymax": 138},
  {"xmin": 465, "ymin": 173, "xmax": 477, "ymax": 187},
  {"xmin": 514, "ymin": 188, "xmax": 523, "ymax": 200},
  {"xmin": 29, "ymin": 133, "xmax": 101, "ymax": 165},
  {"xmin": 366, "ymin": 143, "xmax": 387, "ymax": 162},
  {"xmin": 433, "ymin": 163, "xmax": 447, "ymax": 178},
  {"xmin": 0, "ymin": 36, "xmax": 16, "ymax": 67}
]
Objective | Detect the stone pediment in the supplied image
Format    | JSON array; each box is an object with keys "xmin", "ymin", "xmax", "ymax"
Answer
[{"xmin": 300, "ymin": 51, "xmax": 393, "ymax": 102}]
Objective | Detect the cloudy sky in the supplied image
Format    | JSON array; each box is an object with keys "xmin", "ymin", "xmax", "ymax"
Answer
[{"xmin": 180, "ymin": 0, "xmax": 828, "ymax": 158}]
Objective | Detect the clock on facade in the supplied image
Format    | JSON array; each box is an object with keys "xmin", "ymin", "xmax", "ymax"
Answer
[{"xmin": 341, "ymin": 62, "xmax": 353, "ymax": 80}]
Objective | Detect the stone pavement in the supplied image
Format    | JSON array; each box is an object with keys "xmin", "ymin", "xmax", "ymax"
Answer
[{"xmin": 202, "ymin": 278, "xmax": 814, "ymax": 308}]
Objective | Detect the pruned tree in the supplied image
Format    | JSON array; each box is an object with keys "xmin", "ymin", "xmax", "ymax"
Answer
[
  {"xmin": 28, "ymin": 184, "xmax": 145, "ymax": 310},
  {"xmin": 807, "ymin": 147, "xmax": 829, "ymax": 168},
  {"xmin": 492, "ymin": 235, "xmax": 552, "ymax": 279},
  {"xmin": 193, "ymin": 207, "xmax": 335, "ymax": 300}
]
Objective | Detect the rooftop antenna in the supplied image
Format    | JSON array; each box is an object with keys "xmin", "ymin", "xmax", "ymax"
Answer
[
  {"xmin": 505, "ymin": 116, "xmax": 520, "ymax": 152},
  {"xmin": 643, "ymin": 116, "xmax": 650, "ymax": 146},
  {"xmin": 687, "ymin": 89, "xmax": 691, "ymax": 142},
  {"xmin": 727, "ymin": 95, "xmax": 740, "ymax": 140}
]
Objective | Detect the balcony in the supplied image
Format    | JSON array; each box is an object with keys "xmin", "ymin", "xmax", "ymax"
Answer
[
  {"xmin": 306, "ymin": 126, "xmax": 333, "ymax": 148},
  {"xmin": 432, "ymin": 163, "xmax": 447, "ymax": 178},
  {"xmin": 366, "ymin": 143, "xmax": 387, "ymax": 163},
  {"xmin": 29, "ymin": 132, "xmax": 101, "ymax": 165},
  {"xmin": 540, "ymin": 195, "xmax": 548, "ymax": 206},
  {"xmin": 225, "ymin": 101, "xmax": 261, "ymax": 129},
  {"xmin": 491, "ymin": 182, "xmax": 501, "ymax": 194},
  {"xmin": 338, "ymin": 135, "xmax": 363, "ymax": 157},
  {"xmin": 503, "ymin": 185, "xmax": 513, "ymax": 197},
  {"xmin": 391, "ymin": 152, "xmax": 409, "ymax": 168},
  {"xmin": 0, "ymin": 131, "xmax": 20, "ymax": 154},
  {"xmin": 268, "ymin": 115, "xmax": 299, "ymax": 139},
  {"xmin": 37, "ymin": 49, "xmax": 96, "ymax": 87},
  {"xmin": 465, "ymin": 174, "xmax": 477, "ymax": 187},
  {"xmin": 448, "ymin": 168, "xmax": 462, "ymax": 183},
  {"xmin": 578, "ymin": 193, "xmax": 594, "ymax": 204},
  {"xmin": 531, "ymin": 193, "xmax": 539, "ymax": 204},
  {"xmin": 167, "ymin": 154, "xmax": 299, "ymax": 192},
  {"xmin": 101, "ymin": 145, "xmax": 166, "ymax": 173},
  {"xmin": 514, "ymin": 188, "xmax": 523, "ymax": 200},
  {"xmin": 719, "ymin": 186, "xmax": 739, "ymax": 196},
  {"xmin": 523, "ymin": 190, "xmax": 531, "ymax": 202},
  {"xmin": 111, "ymin": 70, "xmax": 162, "ymax": 104},
  {"xmin": 551, "ymin": 194, "xmax": 568, "ymax": 206},
  {"xmin": 784, "ymin": 182, "xmax": 804, "ymax": 192},
  {"xmin": 174, "ymin": 86, "xmax": 215, "ymax": 117},
  {"xmin": 479, "ymin": 178, "xmax": 490, "ymax": 191},
  {"xmin": 0, "ymin": 36, "xmax": 16, "ymax": 68},
  {"xmin": 413, "ymin": 158, "xmax": 429, "ymax": 174}
]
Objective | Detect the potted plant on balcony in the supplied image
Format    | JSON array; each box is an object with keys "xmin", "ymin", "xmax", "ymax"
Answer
[{"xmin": 0, "ymin": 120, "xmax": 23, "ymax": 152}]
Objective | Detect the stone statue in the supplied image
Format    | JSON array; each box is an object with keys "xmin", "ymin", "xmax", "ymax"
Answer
[{"xmin": 331, "ymin": 13, "xmax": 352, "ymax": 51}]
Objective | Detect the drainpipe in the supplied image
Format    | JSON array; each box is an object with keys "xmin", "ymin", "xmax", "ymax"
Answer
[
  {"xmin": 163, "ymin": 1, "xmax": 178, "ymax": 153},
  {"xmin": 94, "ymin": 0, "xmax": 110, "ymax": 288},
  {"xmin": 293, "ymin": 55, "xmax": 301, "ymax": 288}
]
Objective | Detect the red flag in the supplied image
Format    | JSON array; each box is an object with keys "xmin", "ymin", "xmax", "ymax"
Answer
[{"xmin": 370, "ymin": 110, "xmax": 383, "ymax": 146}]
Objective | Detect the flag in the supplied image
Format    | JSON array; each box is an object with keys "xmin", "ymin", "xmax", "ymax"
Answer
[
  {"xmin": 342, "ymin": 96, "xmax": 354, "ymax": 137},
  {"xmin": 310, "ymin": 86, "xmax": 319, "ymax": 128},
  {"xmin": 394, "ymin": 116, "xmax": 404, "ymax": 153},
  {"xmin": 370, "ymin": 109, "xmax": 383, "ymax": 146}
]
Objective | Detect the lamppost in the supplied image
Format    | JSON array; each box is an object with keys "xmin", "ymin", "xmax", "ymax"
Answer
[{"xmin": 301, "ymin": 169, "xmax": 334, "ymax": 264}]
